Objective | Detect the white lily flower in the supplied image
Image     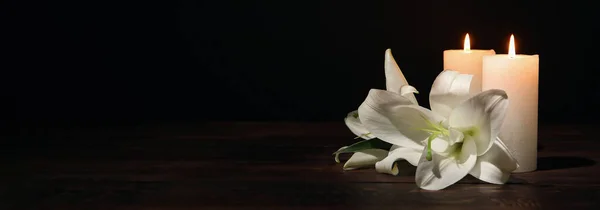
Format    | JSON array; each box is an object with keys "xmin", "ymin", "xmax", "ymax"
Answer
[
  {"xmin": 338, "ymin": 49, "xmax": 419, "ymax": 171},
  {"xmin": 358, "ymin": 70, "xmax": 518, "ymax": 190}
]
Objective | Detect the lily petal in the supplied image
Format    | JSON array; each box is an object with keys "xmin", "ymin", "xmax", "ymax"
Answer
[
  {"xmin": 375, "ymin": 145, "xmax": 422, "ymax": 175},
  {"xmin": 358, "ymin": 89, "xmax": 445, "ymax": 150},
  {"xmin": 344, "ymin": 110, "xmax": 375, "ymax": 139},
  {"xmin": 449, "ymin": 89, "xmax": 509, "ymax": 155},
  {"xmin": 469, "ymin": 137, "xmax": 519, "ymax": 184},
  {"xmin": 430, "ymin": 138, "xmax": 450, "ymax": 154},
  {"xmin": 343, "ymin": 149, "xmax": 388, "ymax": 170},
  {"xmin": 385, "ymin": 49, "xmax": 418, "ymax": 105},
  {"xmin": 429, "ymin": 70, "xmax": 473, "ymax": 119},
  {"xmin": 415, "ymin": 138, "xmax": 477, "ymax": 190},
  {"xmin": 449, "ymin": 128, "xmax": 464, "ymax": 144},
  {"xmin": 400, "ymin": 85, "xmax": 419, "ymax": 97}
]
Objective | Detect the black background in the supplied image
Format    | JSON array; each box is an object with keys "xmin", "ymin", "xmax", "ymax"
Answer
[{"xmin": 4, "ymin": 0, "xmax": 599, "ymax": 126}]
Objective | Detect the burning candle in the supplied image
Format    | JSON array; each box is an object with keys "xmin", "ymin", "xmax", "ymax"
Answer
[
  {"xmin": 482, "ymin": 34, "xmax": 539, "ymax": 173},
  {"xmin": 443, "ymin": 33, "xmax": 496, "ymax": 94}
]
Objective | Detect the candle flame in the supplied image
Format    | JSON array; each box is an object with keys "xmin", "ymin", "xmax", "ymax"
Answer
[
  {"xmin": 508, "ymin": 34, "xmax": 515, "ymax": 58},
  {"xmin": 464, "ymin": 33, "xmax": 470, "ymax": 52}
]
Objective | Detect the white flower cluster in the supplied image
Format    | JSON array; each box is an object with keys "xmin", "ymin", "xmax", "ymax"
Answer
[{"xmin": 334, "ymin": 49, "xmax": 519, "ymax": 190}]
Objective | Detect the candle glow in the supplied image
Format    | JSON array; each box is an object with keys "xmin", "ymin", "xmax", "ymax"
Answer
[
  {"xmin": 443, "ymin": 33, "xmax": 495, "ymax": 93},
  {"xmin": 508, "ymin": 34, "xmax": 516, "ymax": 58},
  {"xmin": 464, "ymin": 33, "xmax": 471, "ymax": 52}
]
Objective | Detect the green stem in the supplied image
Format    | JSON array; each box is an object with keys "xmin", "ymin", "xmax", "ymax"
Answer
[{"xmin": 426, "ymin": 133, "xmax": 438, "ymax": 161}]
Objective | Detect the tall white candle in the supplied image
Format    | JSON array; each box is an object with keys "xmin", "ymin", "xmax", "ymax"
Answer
[
  {"xmin": 444, "ymin": 34, "xmax": 495, "ymax": 94},
  {"xmin": 482, "ymin": 35, "xmax": 539, "ymax": 173}
]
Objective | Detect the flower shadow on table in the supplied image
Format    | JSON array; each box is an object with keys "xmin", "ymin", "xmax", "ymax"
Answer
[
  {"xmin": 536, "ymin": 156, "xmax": 596, "ymax": 171},
  {"xmin": 395, "ymin": 161, "xmax": 417, "ymax": 176}
]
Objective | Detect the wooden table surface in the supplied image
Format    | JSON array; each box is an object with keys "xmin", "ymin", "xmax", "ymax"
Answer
[{"xmin": 2, "ymin": 122, "xmax": 599, "ymax": 209}]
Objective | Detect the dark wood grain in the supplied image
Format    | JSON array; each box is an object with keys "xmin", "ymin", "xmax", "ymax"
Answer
[{"xmin": 2, "ymin": 123, "xmax": 600, "ymax": 209}]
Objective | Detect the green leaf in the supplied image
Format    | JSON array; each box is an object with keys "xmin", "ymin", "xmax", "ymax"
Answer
[{"xmin": 333, "ymin": 138, "xmax": 392, "ymax": 155}]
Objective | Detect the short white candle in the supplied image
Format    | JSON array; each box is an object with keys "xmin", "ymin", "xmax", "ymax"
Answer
[
  {"xmin": 444, "ymin": 34, "xmax": 495, "ymax": 94},
  {"xmin": 482, "ymin": 35, "xmax": 539, "ymax": 173}
]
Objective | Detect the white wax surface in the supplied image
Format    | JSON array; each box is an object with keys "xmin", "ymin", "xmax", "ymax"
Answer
[
  {"xmin": 482, "ymin": 54, "xmax": 539, "ymax": 173},
  {"xmin": 443, "ymin": 49, "xmax": 495, "ymax": 94}
]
